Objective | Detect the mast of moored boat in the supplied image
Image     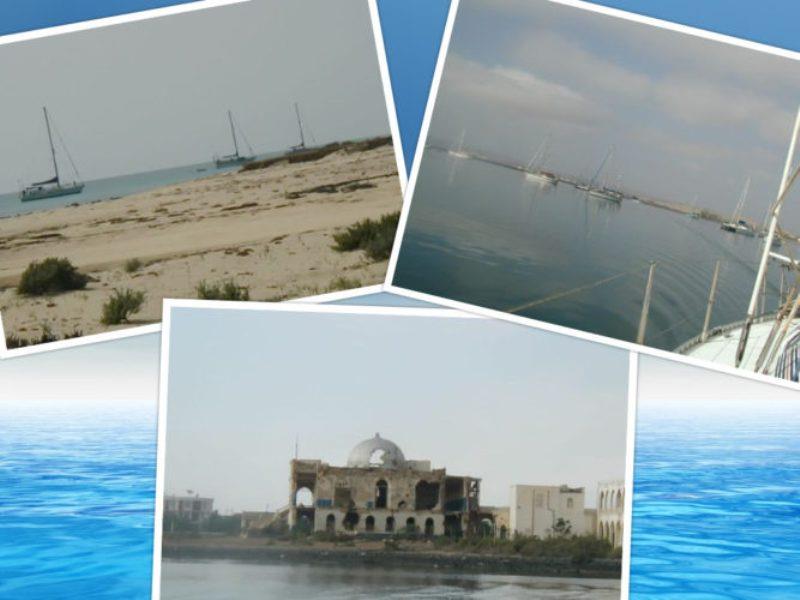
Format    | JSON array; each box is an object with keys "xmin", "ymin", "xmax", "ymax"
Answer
[
  {"xmin": 294, "ymin": 102, "xmax": 306, "ymax": 150},
  {"xmin": 735, "ymin": 105, "xmax": 800, "ymax": 367},
  {"xmin": 228, "ymin": 110, "xmax": 240, "ymax": 158},
  {"xmin": 43, "ymin": 106, "xmax": 60, "ymax": 185}
]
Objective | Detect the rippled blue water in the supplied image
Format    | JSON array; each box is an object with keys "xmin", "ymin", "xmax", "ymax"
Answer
[
  {"xmin": 631, "ymin": 400, "xmax": 800, "ymax": 599},
  {"xmin": 0, "ymin": 399, "xmax": 156, "ymax": 599}
]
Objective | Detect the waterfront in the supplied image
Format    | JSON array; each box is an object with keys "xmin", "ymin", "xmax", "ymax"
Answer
[
  {"xmin": 394, "ymin": 151, "xmax": 790, "ymax": 352},
  {"xmin": 161, "ymin": 560, "xmax": 621, "ymax": 599}
]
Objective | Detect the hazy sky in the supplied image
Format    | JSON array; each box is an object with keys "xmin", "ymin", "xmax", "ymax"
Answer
[
  {"xmin": 638, "ymin": 354, "xmax": 798, "ymax": 411},
  {"xmin": 430, "ymin": 0, "xmax": 800, "ymax": 228},
  {"xmin": 164, "ymin": 306, "xmax": 629, "ymax": 513},
  {"xmin": 0, "ymin": 332, "xmax": 159, "ymax": 403},
  {"xmin": 0, "ymin": 0, "xmax": 390, "ymax": 193}
]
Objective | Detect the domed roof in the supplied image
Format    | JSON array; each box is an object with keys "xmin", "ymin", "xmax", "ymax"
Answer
[{"xmin": 347, "ymin": 433, "xmax": 406, "ymax": 469}]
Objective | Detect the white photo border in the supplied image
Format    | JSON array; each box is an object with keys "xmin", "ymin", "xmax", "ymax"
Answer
[
  {"xmin": 382, "ymin": 0, "xmax": 800, "ymax": 392},
  {"xmin": 150, "ymin": 297, "xmax": 635, "ymax": 600},
  {"xmin": 0, "ymin": 1, "xmax": 408, "ymax": 357}
]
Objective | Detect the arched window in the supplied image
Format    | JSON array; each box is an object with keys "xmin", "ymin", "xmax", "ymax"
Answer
[
  {"xmin": 325, "ymin": 514, "xmax": 335, "ymax": 533},
  {"xmin": 405, "ymin": 517, "xmax": 416, "ymax": 534},
  {"xmin": 365, "ymin": 515, "xmax": 375, "ymax": 532},
  {"xmin": 599, "ymin": 491, "xmax": 605, "ymax": 510},
  {"xmin": 424, "ymin": 517, "xmax": 435, "ymax": 537},
  {"xmin": 295, "ymin": 487, "xmax": 313, "ymax": 507},
  {"xmin": 566, "ymin": 498, "xmax": 574, "ymax": 509},
  {"xmin": 385, "ymin": 516, "xmax": 395, "ymax": 532},
  {"xmin": 616, "ymin": 490, "xmax": 623, "ymax": 509},
  {"xmin": 375, "ymin": 480, "xmax": 388, "ymax": 509}
]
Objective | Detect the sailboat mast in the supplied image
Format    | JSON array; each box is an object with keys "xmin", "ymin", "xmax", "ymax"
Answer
[
  {"xmin": 43, "ymin": 107, "xmax": 59, "ymax": 183},
  {"xmin": 735, "ymin": 105, "xmax": 800, "ymax": 367},
  {"xmin": 228, "ymin": 110, "xmax": 240, "ymax": 158},
  {"xmin": 732, "ymin": 177, "xmax": 751, "ymax": 221},
  {"xmin": 294, "ymin": 103, "xmax": 305, "ymax": 149}
]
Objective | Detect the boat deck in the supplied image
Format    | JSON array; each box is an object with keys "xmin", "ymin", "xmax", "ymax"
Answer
[{"xmin": 681, "ymin": 318, "xmax": 799, "ymax": 375}]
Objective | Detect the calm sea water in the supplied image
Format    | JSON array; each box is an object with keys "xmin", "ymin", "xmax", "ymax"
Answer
[
  {"xmin": 0, "ymin": 153, "xmax": 278, "ymax": 219},
  {"xmin": 161, "ymin": 560, "xmax": 620, "ymax": 599},
  {"xmin": 394, "ymin": 151, "xmax": 790, "ymax": 351},
  {"xmin": 631, "ymin": 400, "xmax": 800, "ymax": 599},
  {"xmin": 0, "ymin": 399, "xmax": 156, "ymax": 600}
]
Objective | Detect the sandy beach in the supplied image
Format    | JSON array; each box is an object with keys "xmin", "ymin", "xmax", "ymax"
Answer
[{"xmin": 0, "ymin": 141, "xmax": 401, "ymax": 343}]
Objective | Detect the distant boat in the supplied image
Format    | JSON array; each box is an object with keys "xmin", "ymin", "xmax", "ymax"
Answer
[
  {"xmin": 448, "ymin": 129, "xmax": 470, "ymax": 160},
  {"xmin": 721, "ymin": 177, "xmax": 756, "ymax": 236},
  {"xmin": 288, "ymin": 102, "xmax": 308, "ymax": 154},
  {"xmin": 524, "ymin": 136, "xmax": 557, "ymax": 185},
  {"xmin": 20, "ymin": 107, "xmax": 84, "ymax": 201},
  {"xmin": 586, "ymin": 146, "xmax": 622, "ymax": 203},
  {"xmin": 214, "ymin": 110, "xmax": 255, "ymax": 168}
]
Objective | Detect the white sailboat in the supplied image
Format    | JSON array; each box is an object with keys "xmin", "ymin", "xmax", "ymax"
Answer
[
  {"xmin": 720, "ymin": 177, "xmax": 755, "ymax": 236},
  {"xmin": 448, "ymin": 129, "xmax": 469, "ymax": 160},
  {"xmin": 288, "ymin": 102, "xmax": 308, "ymax": 154},
  {"xmin": 678, "ymin": 106, "xmax": 800, "ymax": 381},
  {"xmin": 524, "ymin": 136, "xmax": 556, "ymax": 185},
  {"xmin": 587, "ymin": 146, "xmax": 621, "ymax": 203},
  {"xmin": 214, "ymin": 110, "xmax": 255, "ymax": 168},
  {"xmin": 20, "ymin": 107, "xmax": 84, "ymax": 201}
]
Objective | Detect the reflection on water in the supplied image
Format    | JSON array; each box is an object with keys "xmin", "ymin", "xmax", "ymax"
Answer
[
  {"xmin": 395, "ymin": 151, "xmax": 790, "ymax": 351},
  {"xmin": 632, "ymin": 401, "xmax": 800, "ymax": 598},
  {"xmin": 161, "ymin": 560, "xmax": 621, "ymax": 599}
]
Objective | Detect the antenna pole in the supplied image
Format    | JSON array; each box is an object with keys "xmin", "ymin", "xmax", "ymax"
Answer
[
  {"xmin": 43, "ymin": 107, "xmax": 59, "ymax": 183},
  {"xmin": 735, "ymin": 105, "xmax": 800, "ymax": 367},
  {"xmin": 294, "ymin": 103, "xmax": 305, "ymax": 149},
  {"xmin": 228, "ymin": 110, "xmax": 239, "ymax": 157}
]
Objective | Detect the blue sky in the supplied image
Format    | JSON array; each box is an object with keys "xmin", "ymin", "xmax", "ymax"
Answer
[
  {"xmin": 429, "ymin": 0, "xmax": 800, "ymax": 228},
  {"xmin": 164, "ymin": 306, "xmax": 629, "ymax": 512}
]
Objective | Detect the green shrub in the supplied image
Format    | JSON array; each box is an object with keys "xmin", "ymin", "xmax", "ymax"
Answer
[
  {"xmin": 101, "ymin": 288, "xmax": 145, "ymax": 325},
  {"xmin": 196, "ymin": 279, "xmax": 250, "ymax": 301},
  {"xmin": 327, "ymin": 276, "xmax": 361, "ymax": 292},
  {"xmin": 332, "ymin": 211, "xmax": 400, "ymax": 261},
  {"xmin": 124, "ymin": 258, "xmax": 143, "ymax": 273},
  {"xmin": 17, "ymin": 257, "xmax": 88, "ymax": 296}
]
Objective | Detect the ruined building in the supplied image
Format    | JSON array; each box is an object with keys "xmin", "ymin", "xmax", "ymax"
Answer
[{"xmin": 289, "ymin": 434, "xmax": 495, "ymax": 537}]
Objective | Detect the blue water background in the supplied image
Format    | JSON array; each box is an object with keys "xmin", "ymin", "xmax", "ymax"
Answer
[
  {"xmin": 0, "ymin": 399, "xmax": 156, "ymax": 599},
  {"xmin": 631, "ymin": 400, "xmax": 800, "ymax": 599}
]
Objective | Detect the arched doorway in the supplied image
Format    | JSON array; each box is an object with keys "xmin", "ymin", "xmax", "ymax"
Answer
[
  {"xmin": 365, "ymin": 515, "xmax": 375, "ymax": 532},
  {"xmin": 405, "ymin": 517, "xmax": 416, "ymax": 534},
  {"xmin": 325, "ymin": 514, "xmax": 335, "ymax": 533},
  {"xmin": 424, "ymin": 517, "xmax": 435, "ymax": 537},
  {"xmin": 385, "ymin": 516, "xmax": 395, "ymax": 532},
  {"xmin": 343, "ymin": 511, "xmax": 359, "ymax": 532}
]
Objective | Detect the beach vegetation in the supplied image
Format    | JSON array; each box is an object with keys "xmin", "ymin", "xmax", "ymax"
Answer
[
  {"xmin": 332, "ymin": 211, "xmax": 400, "ymax": 261},
  {"xmin": 101, "ymin": 288, "xmax": 145, "ymax": 325},
  {"xmin": 195, "ymin": 279, "xmax": 250, "ymax": 301},
  {"xmin": 327, "ymin": 276, "xmax": 361, "ymax": 292},
  {"xmin": 5, "ymin": 327, "xmax": 83, "ymax": 348},
  {"xmin": 124, "ymin": 258, "xmax": 143, "ymax": 273},
  {"xmin": 17, "ymin": 257, "xmax": 89, "ymax": 296}
]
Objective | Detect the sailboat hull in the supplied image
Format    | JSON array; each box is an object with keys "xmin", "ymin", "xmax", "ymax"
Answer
[
  {"xmin": 215, "ymin": 155, "xmax": 254, "ymax": 169},
  {"xmin": 20, "ymin": 182, "xmax": 84, "ymax": 201}
]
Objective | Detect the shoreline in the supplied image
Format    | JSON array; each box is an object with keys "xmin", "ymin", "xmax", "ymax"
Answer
[
  {"xmin": 0, "ymin": 138, "xmax": 401, "ymax": 342},
  {"xmin": 161, "ymin": 539, "xmax": 621, "ymax": 580}
]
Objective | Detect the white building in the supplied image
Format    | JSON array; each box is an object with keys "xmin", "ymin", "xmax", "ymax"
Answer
[
  {"xmin": 510, "ymin": 484, "xmax": 594, "ymax": 538},
  {"xmin": 597, "ymin": 480, "xmax": 625, "ymax": 548},
  {"xmin": 164, "ymin": 493, "xmax": 214, "ymax": 524}
]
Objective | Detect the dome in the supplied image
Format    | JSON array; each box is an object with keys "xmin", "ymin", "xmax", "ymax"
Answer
[{"xmin": 347, "ymin": 433, "xmax": 406, "ymax": 469}]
